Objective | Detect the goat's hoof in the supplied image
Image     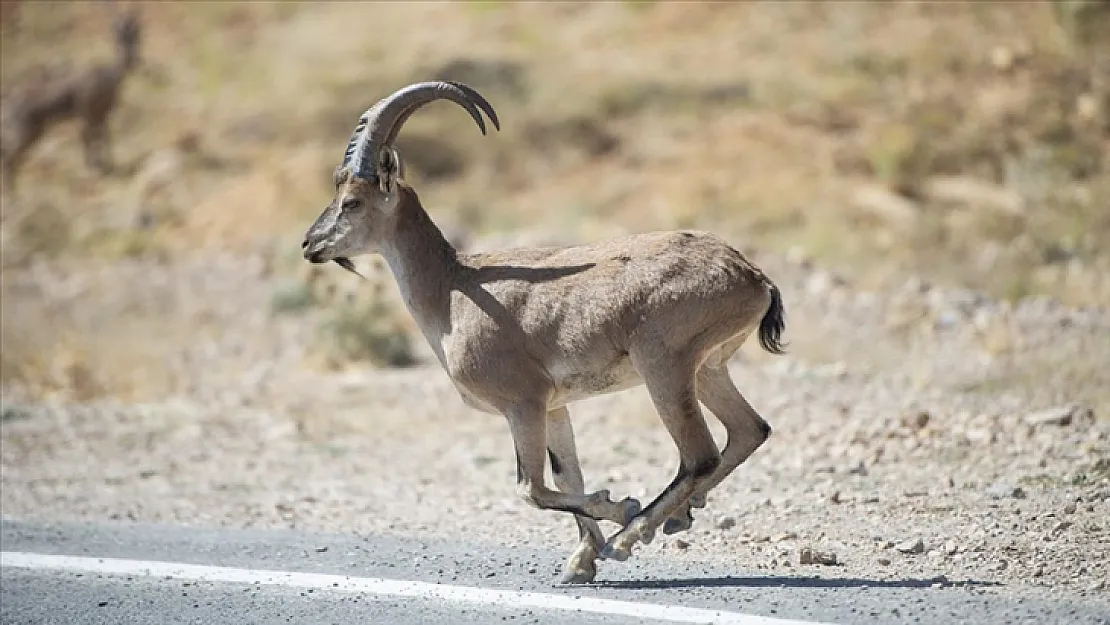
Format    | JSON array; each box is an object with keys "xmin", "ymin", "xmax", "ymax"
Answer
[
  {"xmin": 558, "ymin": 566, "xmax": 596, "ymax": 585},
  {"xmin": 599, "ymin": 541, "xmax": 632, "ymax": 562},
  {"xmin": 663, "ymin": 508, "xmax": 694, "ymax": 535},
  {"xmin": 619, "ymin": 497, "xmax": 642, "ymax": 525},
  {"xmin": 661, "ymin": 506, "xmax": 688, "ymax": 535}
]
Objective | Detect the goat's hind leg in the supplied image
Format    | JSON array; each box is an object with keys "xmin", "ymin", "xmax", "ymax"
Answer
[
  {"xmin": 506, "ymin": 402, "xmax": 640, "ymax": 528},
  {"xmin": 600, "ymin": 355, "xmax": 721, "ymax": 562},
  {"xmin": 81, "ymin": 120, "xmax": 112, "ymax": 174},
  {"xmin": 547, "ymin": 407, "xmax": 607, "ymax": 584},
  {"xmin": 663, "ymin": 364, "xmax": 772, "ymax": 535}
]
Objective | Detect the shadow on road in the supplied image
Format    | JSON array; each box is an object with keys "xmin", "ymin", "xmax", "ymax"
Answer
[{"xmin": 585, "ymin": 575, "xmax": 1003, "ymax": 591}]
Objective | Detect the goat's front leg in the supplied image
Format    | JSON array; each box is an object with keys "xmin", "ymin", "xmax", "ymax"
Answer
[
  {"xmin": 600, "ymin": 357, "xmax": 720, "ymax": 562},
  {"xmin": 1, "ymin": 122, "xmax": 43, "ymax": 193},
  {"xmin": 546, "ymin": 407, "xmax": 608, "ymax": 584},
  {"xmin": 506, "ymin": 402, "xmax": 641, "ymax": 529}
]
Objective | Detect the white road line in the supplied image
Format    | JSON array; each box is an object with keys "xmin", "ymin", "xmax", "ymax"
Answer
[{"xmin": 1, "ymin": 551, "xmax": 832, "ymax": 625}]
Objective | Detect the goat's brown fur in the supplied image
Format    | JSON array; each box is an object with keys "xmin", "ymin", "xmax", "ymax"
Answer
[{"xmin": 1, "ymin": 10, "xmax": 141, "ymax": 190}]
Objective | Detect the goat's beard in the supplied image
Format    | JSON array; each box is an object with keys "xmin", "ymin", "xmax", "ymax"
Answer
[{"xmin": 334, "ymin": 257, "xmax": 366, "ymax": 279}]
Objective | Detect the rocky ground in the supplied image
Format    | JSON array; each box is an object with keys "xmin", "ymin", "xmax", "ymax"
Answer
[{"xmin": 2, "ymin": 237, "xmax": 1107, "ymax": 611}]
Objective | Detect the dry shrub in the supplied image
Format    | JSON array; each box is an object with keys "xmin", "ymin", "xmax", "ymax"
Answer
[
  {"xmin": 275, "ymin": 263, "xmax": 420, "ymax": 370},
  {"xmin": 314, "ymin": 294, "xmax": 418, "ymax": 370},
  {"xmin": 4, "ymin": 200, "xmax": 72, "ymax": 264}
]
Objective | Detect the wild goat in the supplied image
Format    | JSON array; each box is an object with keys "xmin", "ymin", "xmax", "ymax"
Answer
[
  {"xmin": 0, "ymin": 10, "xmax": 141, "ymax": 191},
  {"xmin": 302, "ymin": 81, "xmax": 787, "ymax": 584}
]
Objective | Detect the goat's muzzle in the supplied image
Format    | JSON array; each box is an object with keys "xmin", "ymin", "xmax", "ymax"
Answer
[{"xmin": 302, "ymin": 237, "xmax": 329, "ymax": 264}]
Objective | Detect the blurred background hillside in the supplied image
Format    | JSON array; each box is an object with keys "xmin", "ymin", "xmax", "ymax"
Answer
[{"xmin": 1, "ymin": 0, "xmax": 1108, "ymax": 403}]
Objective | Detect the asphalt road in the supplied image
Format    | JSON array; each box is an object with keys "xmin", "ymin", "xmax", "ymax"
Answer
[{"xmin": 1, "ymin": 518, "xmax": 1107, "ymax": 625}]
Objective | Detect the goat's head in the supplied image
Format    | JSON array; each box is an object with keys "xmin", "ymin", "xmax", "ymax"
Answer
[
  {"xmin": 114, "ymin": 9, "xmax": 142, "ymax": 68},
  {"xmin": 302, "ymin": 81, "xmax": 499, "ymax": 269}
]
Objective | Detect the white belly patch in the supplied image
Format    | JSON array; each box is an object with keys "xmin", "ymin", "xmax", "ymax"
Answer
[{"xmin": 549, "ymin": 357, "xmax": 642, "ymax": 406}]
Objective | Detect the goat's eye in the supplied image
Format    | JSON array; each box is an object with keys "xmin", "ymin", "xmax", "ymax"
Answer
[{"xmin": 341, "ymin": 198, "xmax": 361, "ymax": 211}]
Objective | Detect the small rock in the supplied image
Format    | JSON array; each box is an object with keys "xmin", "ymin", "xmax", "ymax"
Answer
[
  {"xmin": 848, "ymin": 461, "xmax": 868, "ymax": 476},
  {"xmin": 931, "ymin": 582, "xmax": 943, "ymax": 589},
  {"xmin": 806, "ymin": 271, "xmax": 837, "ymax": 296},
  {"xmin": 852, "ymin": 185, "xmax": 920, "ymax": 231},
  {"xmin": 944, "ymin": 541, "xmax": 959, "ymax": 556},
  {"xmin": 773, "ymin": 532, "xmax": 798, "ymax": 542},
  {"xmin": 911, "ymin": 411, "xmax": 931, "ymax": 429},
  {"xmin": 993, "ymin": 559, "xmax": 1009, "ymax": 572},
  {"xmin": 1090, "ymin": 580, "xmax": 1106, "ymax": 592},
  {"xmin": 799, "ymin": 547, "xmax": 838, "ymax": 566},
  {"xmin": 1052, "ymin": 521, "xmax": 1073, "ymax": 534},
  {"xmin": 1077, "ymin": 93, "xmax": 1100, "ymax": 122},
  {"xmin": 895, "ymin": 538, "xmax": 925, "ymax": 555},
  {"xmin": 314, "ymin": 546, "xmax": 328, "ymax": 553},
  {"xmin": 990, "ymin": 45, "xmax": 1015, "ymax": 72},
  {"xmin": 1032, "ymin": 566, "xmax": 1044, "ymax": 578},
  {"xmin": 673, "ymin": 539, "xmax": 690, "ymax": 550},
  {"xmin": 878, "ymin": 557, "xmax": 892, "ymax": 566},
  {"xmin": 1024, "ymin": 405, "xmax": 1082, "ymax": 428},
  {"xmin": 935, "ymin": 309, "xmax": 962, "ymax": 330},
  {"xmin": 716, "ymin": 516, "xmax": 736, "ymax": 530},
  {"xmin": 964, "ymin": 427, "xmax": 996, "ymax": 444},
  {"xmin": 785, "ymin": 246, "xmax": 812, "ymax": 268},
  {"xmin": 829, "ymin": 491, "xmax": 841, "ymax": 504},
  {"xmin": 986, "ymin": 482, "xmax": 1025, "ymax": 500},
  {"xmin": 1064, "ymin": 502, "xmax": 1077, "ymax": 515}
]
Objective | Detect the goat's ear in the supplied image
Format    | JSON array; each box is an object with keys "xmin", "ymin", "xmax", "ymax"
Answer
[
  {"xmin": 332, "ymin": 165, "xmax": 348, "ymax": 190},
  {"xmin": 376, "ymin": 147, "xmax": 401, "ymax": 195}
]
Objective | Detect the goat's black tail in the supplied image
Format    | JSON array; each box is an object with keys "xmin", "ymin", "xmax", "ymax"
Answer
[{"xmin": 758, "ymin": 283, "xmax": 787, "ymax": 355}]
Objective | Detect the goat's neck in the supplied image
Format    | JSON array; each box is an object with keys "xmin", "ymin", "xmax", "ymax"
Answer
[{"xmin": 378, "ymin": 186, "xmax": 459, "ymax": 347}]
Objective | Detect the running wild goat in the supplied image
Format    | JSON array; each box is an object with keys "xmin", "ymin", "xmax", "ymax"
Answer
[{"xmin": 302, "ymin": 81, "xmax": 786, "ymax": 584}]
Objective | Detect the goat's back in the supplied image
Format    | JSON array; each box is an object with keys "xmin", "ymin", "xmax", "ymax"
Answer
[{"xmin": 454, "ymin": 230, "xmax": 773, "ymax": 363}]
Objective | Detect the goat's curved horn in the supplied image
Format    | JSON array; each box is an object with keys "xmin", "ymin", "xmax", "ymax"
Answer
[{"xmin": 342, "ymin": 81, "xmax": 500, "ymax": 180}]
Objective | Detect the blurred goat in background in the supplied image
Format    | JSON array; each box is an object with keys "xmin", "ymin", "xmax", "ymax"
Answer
[{"xmin": 1, "ymin": 7, "xmax": 142, "ymax": 192}]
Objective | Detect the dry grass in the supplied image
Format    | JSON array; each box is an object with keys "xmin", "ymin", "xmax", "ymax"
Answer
[{"xmin": 1, "ymin": 1, "xmax": 1108, "ymax": 400}]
